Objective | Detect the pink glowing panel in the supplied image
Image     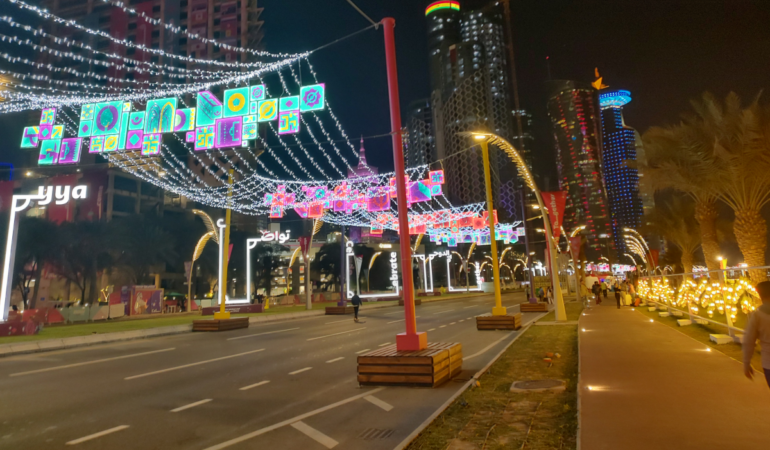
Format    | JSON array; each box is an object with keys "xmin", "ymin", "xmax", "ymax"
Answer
[
  {"xmin": 429, "ymin": 170, "xmax": 445, "ymax": 184},
  {"xmin": 278, "ymin": 111, "xmax": 300, "ymax": 134},
  {"xmin": 58, "ymin": 138, "xmax": 82, "ymax": 164},
  {"xmin": 125, "ymin": 130, "xmax": 144, "ymax": 150},
  {"xmin": 40, "ymin": 108, "xmax": 57, "ymax": 125},
  {"xmin": 294, "ymin": 206, "xmax": 309, "ymax": 218},
  {"xmin": 185, "ymin": 131, "xmax": 195, "ymax": 143},
  {"xmin": 214, "ymin": 117, "xmax": 242, "ymax": 148},
  {"xmin": 269, "ymin": 205, "xmax": 284, "ymax": 218}
]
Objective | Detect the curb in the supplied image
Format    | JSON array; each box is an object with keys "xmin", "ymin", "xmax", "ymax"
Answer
[
  {"xmin": 0, "ymin": 293, "xmax": 495, "ymax": 358},
  {"xmin": 392, "ymin": 312, "xmax": 547, "ymax": 450}
]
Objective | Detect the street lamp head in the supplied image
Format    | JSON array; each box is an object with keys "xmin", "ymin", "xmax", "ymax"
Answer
[{"xmin": 717, "ymin": 256, "xmax": 723, "ymax": 261}]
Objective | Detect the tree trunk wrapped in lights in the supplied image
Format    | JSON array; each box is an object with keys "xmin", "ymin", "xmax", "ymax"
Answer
[
  {"xmin": 734, "ymin": 208, "xmax": 767, "ymax": 282},
  {"xmin": 694, "ymin": 200, "xmax": 721, "ymax": 273}
]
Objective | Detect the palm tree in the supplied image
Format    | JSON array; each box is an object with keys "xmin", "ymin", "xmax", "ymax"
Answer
[
  {"xmin": 112, "ymin": 215, "xmax": 178, "ymax": 285},
  {"xmin": 251, "ymin": 242, "xmax": 288, "ymax": 296},
  {"xmin": 14, "ymin": 217, "xmax": 59, "ymax": 308},
  {"xmin": 645, "ymin": 197, "xmax": 701, "ymax": 275},
  {"xmin": 643, "ymin": 119, "xmax": 721, "ymax": 272},
  {"xmin": 644, "ymin": 92, "xmax": 770, "ymax": 282}
]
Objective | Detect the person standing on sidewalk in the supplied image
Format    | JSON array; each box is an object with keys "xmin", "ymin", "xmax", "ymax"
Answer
[
  {"xmin": 351, "ymin": 293, "xmax": 362, "ymax": 322},
  {"xmin": 743, "ymin": 281, "xmax": 770, "ymax": 388},
  {"xmin": 613, "ymin": 280, "xmax": 625, "ymax": 309}
]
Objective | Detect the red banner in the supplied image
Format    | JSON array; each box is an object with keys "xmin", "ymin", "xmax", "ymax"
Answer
[
  {"xmin": 0, "ymin": 180, "xmax": 14, "ymax": 212},
  {"xmin": 570, "ymin": 236, "xmax": 582, "ymax": 259},
  {"xmin": 542, "ymin": 191, "xmax": 567, "ymax": 239},
  {"xmin": 299, "ymin": 236, "xmax": 310, "ymax": 256}
]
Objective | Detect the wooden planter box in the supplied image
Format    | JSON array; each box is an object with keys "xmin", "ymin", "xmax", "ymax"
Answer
[
  {"xmin": 357, "ymin": 342, "xmax": 462, "ymax": 388},
  {"xmin": 192, "ymin": 317, "xmax": 249, "ymax": 332},
  {"xmin": 398, "ymin": 298, "xmax": 421, "ymax": 306},
  {"xmin": 325, "ymin": 306, "xmax": 354, "ymax": 315},
  {"xmin": 520, "ymin": 302, "xmax": 549, "ymax": 313},
  {"xmin": 476, "ymin": 313, "xmax": 522, "ymax": 330}
]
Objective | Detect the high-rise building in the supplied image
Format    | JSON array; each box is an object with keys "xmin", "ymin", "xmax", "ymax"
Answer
[
  {"xmin": 546, "ymin": 80, "xmax": 612, "ymax": 258},
  {"xmin": 425, "ymin": 1, "xmax": 517, "ymax": 213},
  {"xmin": 598, "ymin": 90, "xmax": 644, "ymax": 255},
  {"xmin": 404, "ymin": 99, "xmax": 436, "ymax": 169}
]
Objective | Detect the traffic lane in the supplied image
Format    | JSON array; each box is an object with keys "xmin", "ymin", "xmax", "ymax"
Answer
[{"xmin": 0, "ymin": 294, "xmax": 530, "ymax": 448}]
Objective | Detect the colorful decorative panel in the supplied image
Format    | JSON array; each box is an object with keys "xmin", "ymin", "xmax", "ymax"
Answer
[
  {"xmin": 279, "ymin": 96, "xmax": 300, "ymax": 112},
  {"xmin": 21, "ymin": 127, "xmax": 39, "ymax": 148},
  {"xmin": 408, "ymin": 181, "xmax": 431, "ymax": 203},
  {"xmin": 185, "ymin": 131, "xmax": 195, "ymax": 143},
  {"xmin": 258, "ymin": 99, "xmax": 278, "ymax": 122},
  {"xmin": 104, "ymin": 135, "xmax": 119, "ymax": 153},
  {"xmin": 117, "ymin": 112, "xmax": 130, "ymax": 150},
  {"xmin": 51, "ymin": 125, "xmax": 64, "ymax": 140},
  {"xmin": 126, "ymin": 130, "xmax": 144, "ymax": 149},
  {"xmin": 250, "ymin": 85, "xmax": 265, "ymax": 102},
  {"xmin": 173, "ymin": 108, "xmax": 196, "ymax": 132},
  {"xmin": 195, "ymin": 126, "xmax": 215, "ymax": 151},
  {"xmin": 38, "ymin": 139, "xmax": 60, "ymax": 165},
  {"xmin": 196, "ymin": 91, "xmax": 223, "ymax": 127},
  {"xmin": 278, "ymin": 111, "xmax": 300, "ymax": 135},
  {"xmin": 78, "ymin": 120, "xmax": 93, "ymax": 137},
  {"xmin": 92, "ymin": 101, "xmax": 123, "ymax": 136},
  {"xmin": 242, "ymin": 123, "xmax": 257, "ymax": 140},
  {"xmin": 299, "ymin": 84, "xmax": 325, "ymax": 112},
  {"xmin": 38, "ymin": 125, "xmax": 53, "ymax": 140},
  {"xmin": 367, "ymin": 193, "xmax": 389, "ymax": 212},
  {"xmin": 141, "ymin": 134, "xmax": 161, "ymax": 156},
  {"xmin": 144, "ymin": 98, "xmax": 177, "ymax": 134},
  {"xmin": 224, "ymin": 87, "xmax": 249, "ymax": 117},
  {"xmin": 90, "ymin": 136, "xmax": 104, "ymax": 153},
  {"xmin": 214, "ymin": 117, "xmax": 242, "ymax": 148},
  {"xmin": 128, "ymin": 111, "xmax": 145, "ymax": 130},
  {"xmin": 40, "ymin": 108, "xmax": 57, "ymax": 125},
  {"xmin": 80, "ymin": 104, "xmax": 95, "ymax": 121},
  {"xmin": 244, "ymin": 115, "xmax": 256, "ymax": 124},
  {"xmin": 58, "ymin": 138, "xmax": 82, "ymax": 164}
]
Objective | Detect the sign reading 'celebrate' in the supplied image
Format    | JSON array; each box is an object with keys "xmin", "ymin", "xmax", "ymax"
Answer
[{"xmin": 19, "ymin": 84, "xmax": 326, "ymax": 166}]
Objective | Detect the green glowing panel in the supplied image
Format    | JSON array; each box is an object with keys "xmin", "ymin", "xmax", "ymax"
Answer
[
  {"xmin": 173, "ymin": 108, "xmax": 196, "ymax": 132},
  {"xmin": 279, "ymin": 96, "xmax": 300, "ymax": 112},
  {"xmin": 144, "ymin": 97, "xmax": 177, "ymax": 134},
  {"xmin": 299, "ymin": 84, "xmax": 325, "ymax": 112},
  {"xmin": 196, "ymin": 91, "xmax": 223, "ymax": 127},
  {"xmin": 258, "ymin": 99, "xmax": 278, "ymax": 122},
  {"xmin": 78, "ymin": 120, "xmax": 93, "ymax": 137},
  {"xmin": 128, "ymin": 112, "xmax": 145, "ymax": 130},
  {"xmin": 92, "ymin": 101, "xmax": 123, "ymax": 136},
  {"xmin": 243, "ymin": 115, "xmax": 256, "ymax": 124},
  {"xmin": 117, "ymin": 110, "xmax": 130, "ymax": 150},
  {"xmin": 242, "ymin": 123, "xmax": 257, "ymax": 140},
  {"xmin": 21, "ymin": 126, "xmax": 39, "ymax": 148},
  {"xmin": 224, "ymin": 87, "xmax": 249, "ymax": 118},
  {"xmin": 80, "ymin": 104, "xmax": 95, "ymax": 121},
  {"xmin": 38, "ymin": 139, "xmax": 60, "ymax": 165}
]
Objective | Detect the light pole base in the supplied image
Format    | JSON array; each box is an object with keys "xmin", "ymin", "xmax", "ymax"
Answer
[
  {"xmin": 396, "ymin": 332, "xmax": 428, "ymax": 351},
  {"xmin": 213, "ymin": 311, "xmax": 231, "ymax": 320},
  {"xmin": 492, "ymin": 306, "xmax": 508, "ymax": 316}
]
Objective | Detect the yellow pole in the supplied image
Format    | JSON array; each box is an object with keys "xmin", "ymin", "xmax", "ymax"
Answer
[
  {"xmin": 480, "ymin": 140, "xmax": 506, "ymax": 316},
  {"xmin": 214, "ymin": 170, "xmax": 234, "ymax": 320}
]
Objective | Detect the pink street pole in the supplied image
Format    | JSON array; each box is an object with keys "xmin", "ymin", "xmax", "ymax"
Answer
[{"xmin": 383, "ymin": 17, "xmax": 427, "ymax": 351}]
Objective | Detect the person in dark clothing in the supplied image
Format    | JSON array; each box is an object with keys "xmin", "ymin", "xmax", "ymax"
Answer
[
  {"xmin": 351, "ymin": 294, "xmax": 362, "ymax": 322},
  {"xmin": 591, "ymin": 282, "xmax": 601, "ymax": 305}
]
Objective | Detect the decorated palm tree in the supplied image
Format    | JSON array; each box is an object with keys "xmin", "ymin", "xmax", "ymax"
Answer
[
  {"xmin": 644, "ymin": 92, "xmax": 770, "ymax": 282},
  {"xmin": 645, "ymin": 197, "xmax": 701, "ymax": 275}
]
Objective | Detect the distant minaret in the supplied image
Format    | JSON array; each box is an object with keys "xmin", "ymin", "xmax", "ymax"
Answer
[{"xmin": 348, "ymin": 136, "xmax": 378, "ymax": 178}]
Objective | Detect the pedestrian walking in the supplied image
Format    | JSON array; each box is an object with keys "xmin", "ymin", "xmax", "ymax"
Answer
[
  {"xmin": 601, "ymin": 280, "xmax": 608, "ymax": 299},
  {"xmin": 592, "ymin": 282, "xmax": 601, "ymax": 305},
  {"xmin": 613, "ymin": 281, "xmax": 622, "ymax": 309},
  {"xmin": 744, "ymin": 281, "xmax": 770, "ymax": 388},
  {"xmin": 351, "ymin": 293, "xmax": 362, "ymax": 322},
  {"xmin": 546, "ymin": 286, "xmax": 553, "ymax": 305}
]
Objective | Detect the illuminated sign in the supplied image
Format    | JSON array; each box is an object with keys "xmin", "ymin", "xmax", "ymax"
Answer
[
  {"xmin": 425, "ymin": 1, "xmax": 460, "ymax": 16},
  {"xmin": 345, "ymin": 240, "xmax": 399, "ymax": 299},
  {"xmin": 21, "ymin": 84, "xmax": 327, "ymax": 165}
]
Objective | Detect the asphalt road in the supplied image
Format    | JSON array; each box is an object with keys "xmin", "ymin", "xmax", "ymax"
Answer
[{"xmin": 0, "ymin": 292, "xmax": 543, "ymax": 450}]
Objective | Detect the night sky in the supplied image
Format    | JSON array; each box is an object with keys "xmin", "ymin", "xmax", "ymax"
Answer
[
  {"xmin": 258, "ymin": 0, "xmax": 770, "ymax": 182},
  {"xmin": 1, "ymin": 0, "xmax": 768, "ymax": 183}
]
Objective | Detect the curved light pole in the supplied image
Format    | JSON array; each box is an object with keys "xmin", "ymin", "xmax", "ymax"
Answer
[
  {"xmin": 367, "ymin": 251, "xmax": 382, "ymax": 292},
  {"xmin": 467, "ymin": 132, "xmax": 567, "ymax": 321}
]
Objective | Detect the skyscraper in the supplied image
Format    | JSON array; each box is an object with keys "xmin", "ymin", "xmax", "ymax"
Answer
[
  {"xmin": 425, "ymin": 1, "xmax": 517, "ymax": 212},
  {"xmin": 404, "ymin": 99, "xmax": 436, "ymax": 169},
  {"xmin": 598, "ymin": 90, "xmax": 644, "ymax": 256},
  {"xmin": 546, "ymin": 80, "xmax": 612, "ymax": 258}
]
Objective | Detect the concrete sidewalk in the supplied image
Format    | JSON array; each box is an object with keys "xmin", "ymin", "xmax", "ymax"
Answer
[{"xmin": 579, "ymin": 303, "xmax": 770, "ymax": 450}]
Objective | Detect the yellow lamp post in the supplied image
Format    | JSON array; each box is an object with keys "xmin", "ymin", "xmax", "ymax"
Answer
[
  {"xmin": 214, "ymin": 170, "xmax": 234, "ymax": 320},
  {"xmin": 476, "ymin": 136, "xmax": 506, "ymax": 316},
  {"xmin": 469, "ymin": 132, "xmax": 567, "ymax": 321}
]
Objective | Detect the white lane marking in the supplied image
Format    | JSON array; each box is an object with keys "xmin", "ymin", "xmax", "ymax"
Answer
[
  {"xmin": 464, "ymin": 332, "xmax": 514, "ymax": 361},
  {"xmin": 459, "ymin": 320, "xmax": 465, "ymax": 323},
  {"xmin": 291, "ymin": 421, "xmax": 339, "ymax": 449},
  {"xmin": 449, "ymin": 322, "xmax": 456, "ymax": 325},
  {"xmin": 306, "ymin": 328, "xmax": 366, "ymax": 342},
  {"xmin": 202, "ymin": 388, "xmax": 385, "ymax": 450},
  {"xmin": 289, "ymin": 367, "xmax": 313, "ymax": 375},
  {"xmin": 65, "ymin": 425, "xmax": 130, "ymax": 445},
  {"xmin": 364, "ymin": 395, "xmax": 394, "ymax": 412},
  {"xmin": 387, "ymin": 319, "xmax": 404, "ymax": 324},
  {"xmin": 325, "ymin": 318, "xmax": 352, "ymax": 324},
  {"xmin": 433, "ymin": 309, "xmax": 456, "ymax": 314},
  {"xmin": 227, "ymin": 328, "xmax": 299, "ymax": 341},
  {"xmin": 240, "ymin": 380, "xmax": 270, "ymax": 391},
  {"xmin": 10, "ymin": 348, "xmax": 176, "ymax": 377},
  {"xmin": 463, "ymin": 305, "xmax": 476, "ymax": 309},
  {"xmin": 466, "ymin": 317, "xmax": 472, "ymax": 319},
  {"xmin": 355, "ymin": 349, "xmax": 371, "ymax": 354},
  {"xmin": 171, "ymin": 399, "xmax": 212, "ymax": 413},
  {"xmin": 378, "ymin": 342, "xmax": 391, "ymax": 347},
  {"xmin": 326, "ymin": 357, "xmax": 345, "ymax": 363},
  {"xmin": 124, "ymin": 349, "xmax": 265, "ymax": 380},
  {"xmin": 428, "ymin": 328, "xmax": 436, "ymax": 332},
  {"xmin": 439, "ymin": 325, "xmax": 447, "ymax": 328}
]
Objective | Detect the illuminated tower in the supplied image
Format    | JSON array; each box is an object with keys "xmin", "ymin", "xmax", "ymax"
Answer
[
  {"xmin": 598, "ymin": 89, "xmax": 644, "ymax": 256},
  {"xmin": 348, "ymin": 138, "xmax": 378, "ymax": 179},
  {"xmin": 546, "ymin": 80, "xmax": 612, "ymax": 259}
]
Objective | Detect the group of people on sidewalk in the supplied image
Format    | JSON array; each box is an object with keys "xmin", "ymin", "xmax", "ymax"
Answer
[{"xmin": 590, "ymin": 279, "xmax": 636, "ymax": 309}]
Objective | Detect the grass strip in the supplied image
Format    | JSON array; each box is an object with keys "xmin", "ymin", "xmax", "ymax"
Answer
[{"xmin": 407, "ymin": 302, "xmax": 583, "ymax": 450}]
